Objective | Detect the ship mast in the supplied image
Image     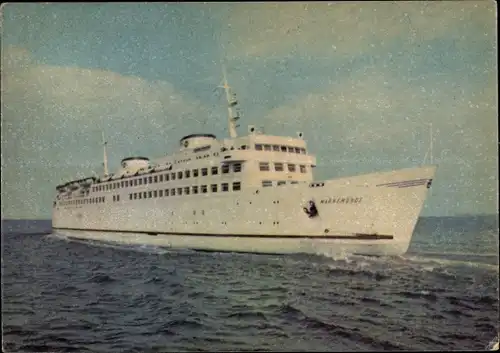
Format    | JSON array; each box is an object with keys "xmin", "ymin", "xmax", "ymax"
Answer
[
  {"xmin": 221, "ymin": 65, "xmax": 240, "ymax": 138},
  {"xmin": 102, "ymin": 131, "xmax": 109, "ymax": 177}
]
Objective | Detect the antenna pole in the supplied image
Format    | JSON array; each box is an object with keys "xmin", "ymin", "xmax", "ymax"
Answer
[
  {"xmin": 102, "ymin": 131, "xmax": 109, "ymax": 177},
  {"xmin": 429, "ymin": 122, "xmax": 433, "ymax": 165},
  {"xmin": 221, "ymin": 64, "xmax": 238, "ymax": 139}
]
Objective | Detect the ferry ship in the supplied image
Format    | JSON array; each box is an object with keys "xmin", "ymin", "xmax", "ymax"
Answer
[{"xmin": 52, "ymin": 70, "xmax": 437, "ymax": 256}]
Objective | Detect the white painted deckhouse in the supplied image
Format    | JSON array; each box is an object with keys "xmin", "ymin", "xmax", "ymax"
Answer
[{"xmin": 52, "ymin": 69, "xmax": 437, "ymax": 256}]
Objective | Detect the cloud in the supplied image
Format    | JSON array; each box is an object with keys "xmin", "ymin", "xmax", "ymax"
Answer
[
  {"xmin": 222, "ymin": 1, "xmax": 495, "ymax": 58},
  {"xmin": 1, "ymin": 45, "xmax": 212, "ymax": 218}
]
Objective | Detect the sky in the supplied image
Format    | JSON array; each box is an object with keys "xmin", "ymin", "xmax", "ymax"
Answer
[{"xmin": 1, "ymin": 2, "xmax": 497, "ymax": 219}]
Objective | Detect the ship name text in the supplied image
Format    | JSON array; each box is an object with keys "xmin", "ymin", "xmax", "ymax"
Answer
[{"xmin": 320, "ymin": 197, "xmax": 363, "ymax": 204}]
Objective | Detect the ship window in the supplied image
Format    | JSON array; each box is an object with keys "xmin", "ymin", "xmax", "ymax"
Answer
[
  {"xmin": 177, "ymin": 171, "xmax": 183, "ymax": 179},
  {"xmin": 143, "ymin": 191, "xmax": 147, "ymax": 199},
  {"xmin": 148, "ymin": 176, "xmax": 152, "ymax": 183},
  {"xmin": 291, "ymin": 181, "xmax": 299, "ymax": 184},
  {"xmin": 129, "ymin": 194, "xmax": 133, "ymax": 200},
  {"xmin": 192, "ymin": 186, "xmax": 199, "ymax": 194},
  {"xmin": 165, "ymin": 174, "xmax": 169, "ymax": 181},
  {"xmin": 153, "ymin": 190, "xmax": 157, "ymax": 197},
  {"xmin": 193, "ymin": 169, "xmax": 199, "ymax": 177},
  {"xmin": 280, "ymin": 145, "xmax": 287, "ymax": 152},
  {"xmin": 159, "ymin": 189, "xmax": 163, "ymax": 197},
  {"xmin": 264, "ymin": 144, "xmax": 272, "ymax": 151},
  {"xmin": 171, "ymin": 189, "xmax": 176, "ymax": 196},
  {"xmin": 300, "ymin": 165, "xmax": 307, "ymax": 173},
  {"xmin": 117, "ymin": 195, "xmax": 120, "ymax": 202},
  {"xmin": 159, "ymin": 174, "xmax": 163, "ymax": 182},
  {"xmin": 171, "ymin": 173, "xmax": 176, "ymax": 180},
  {"xmin": 300, "ymin": 148, "xmax": 306, "ymax": 154},
  {"xmin": 255, "ymin": 144, "xmax": 263, "ymax": 151},
  {"xmin": 233, "ymin": 182, "xmax": 241, "ymax": 191},
  {"xmin": 273, "ymin": 145, "xmax": 280, "ymax": 151},
  {"xmin": 177, "ymin": 188, "xmax": 182, "ymax": 195},
  {"xmin": 288, "ymin": 164, "xmax": 296, "ymax": 172},
  {"xmin": 148, "ymin": 191, "xmax": 152, "ymax": 198},
  {"xmin": 201, "ymin": 168, "xmax": 208, "ymax": 176},
  {"xmin": 211, "ymin": 184, "xmax": 218, "ymax": 192},
  {"xmin": 262, "ymin": 180, "xmax": 273, "ymax": 187},
  {"xmin": 138, "ymin": 192, "xmax": 142, "ymax": 200},
  {"xmin": 144, "ymin": 177, "xmax": 148, "ymax": 184},
  {"xmin": 222, "ymin": 164, "xmax": 230, "ymax": 174},
  {"xmin": 184, "ymin": 187, "xmax": 190, "ymax": 195},
  {"xmin": 288, "ymin": 146, "xmax": 294, "ymax": 153},
  {"xmin": 211, "ymin": 166, "xmax": 218, "ymax": 175},
  {"xmin": 201, "ymin": 185, "xmax": 208, "ymax": 193},
  {"xmin": 139, "ymin": 179, "xmax": 143, "ymax": 185},
  {"xmin": 259, "ymin": 162, "xmax": 270, "ymax": 171},
  {"xmin": 233, "ymin": 163, "xmax": 242, "ymax": 173},
  {"xmin": 277, "ymin": 181, "xmax": 286, "ymax": 186},
  {"xmin": 185, "ymin": 170, "xmax": 190, "ymax": 178},
  {"xmin": 275, "ymin": 163, "xmax": 284, "ymax": 172},
  {"xmin": 222, "ymin": 183, "xmax": 229, "ymax": 192},
  {"xmin": 295, "ymin": 147, "xmax": 301, "ymax": 154},
  {"xmin": 120, "ymin": 181, "xmax": 123, "ymax": 188},
  {"xmin": 165, "ymin": 189, "xmax": 169, "ymax": 197},
  {"xmin": 154, "ymin": 175, "xmax": 158, "ymax": 183}
]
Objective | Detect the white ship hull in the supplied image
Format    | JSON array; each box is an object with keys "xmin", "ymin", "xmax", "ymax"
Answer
[{"xmin": 53, "ymin": 165, "xmax": 436, "ymax": 256}]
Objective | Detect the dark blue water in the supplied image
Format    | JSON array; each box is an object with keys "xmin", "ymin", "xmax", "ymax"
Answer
[{"xmin": 2, "ymin": 216, "xmax": 499, "ymax": 352}]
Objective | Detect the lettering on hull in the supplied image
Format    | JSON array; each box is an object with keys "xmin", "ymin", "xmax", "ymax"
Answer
[{"xmin": 320, "ymin": 197, "xmax": 363, "ymax": 204}]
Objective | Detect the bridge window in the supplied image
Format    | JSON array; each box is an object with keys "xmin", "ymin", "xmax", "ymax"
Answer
[
  {"xmin": 171, "ymin": 189, "xmax": 176, "ymax": 196},
  {"xmin": 165, "ymin": 174, "xmax": 169, "ymax": 181},
  {"xmin": 233, "ymin": 163, "xmax": 242, "ymax": 172},
  {"xmin": 262, "ymin": 180, "xmax": 273, "ymax": 187},
  {"xmin": 288, "ymin": 164, "xmax": 296, "ymax": 172},
  {"xmin": 280, "ymin": 145, "xmax": 287, "ymax": 152},
  {"xmin": 264, "ymin": 144, "xmax": 272, "ymax": 151},
  {"xmin": 143, "ymin": 191, "xmax": 147, "ymax": 199},
  {"xmin": 211, "ymin": 166, "xmax": 218, "ymax": 175},
  {"xmin": 273, "ymin": 145, "xmax": 280, "ymax": 151},
  {"xmin": 287, "ymin": 146, "xmax": 295, "ymax": 153},
  {"xmin": 153, "ymin": 190, "xmax": 158, "ymax": 198},
  {"xmin": 177, "ymin": 188, "xmax": 182, "ymax": 196},
  {"xmin": 300, "ymin": 148, "xmax": 306, "ymax": 154},
  {"xmin": 164, "ymin": 189, "xmax": 169, "ymax": 197},
  {"xmin": 144, "ymin": 177, "xmax": 148, "ymax": 185},
  {"xmin": 275, "ymin": 163, "xmax": 284, "ymax": 172},
  {"xmin": 222, "ymin": 165, "xmax": 230, "ymax": 174},
  {"xmin": 222, "ymin": 183, "xmax": 229, "ymax": 192},
  {"xmin": 211, "ymin": 184, "xmax": 218, "ymax": 193},
  {"xmin": 300, "ymin": 165, "xmax": 307, "ymax": 173},
  {"xmin": 193, "ymin": 169, "xmax": 199, "ymax": 177},
  {"xmin": 171, "ymin": 173, "xmax": 176, "ymax": 181},
  {"xmin": 185, "ymin": 170, "xmax": 190, "ymax": 178},
  {"xmin": 201, "ymin": 185, "xmax": 208, "ymax": 193},
  {"xmin": 177, "ymin": 171, "xmax": 183, "ymax": 179},
  {"xmin": 159, "ymin": 190, "xmax": 163, "ymax": 197},
  {"xmin": 154, "ymin": 175, "xmax": 158, "ymax": 183},
  {"xmin": 277, "ymin": 181, "xmax": 286, "ymax": 186},
  {"xmin": 255, "ymin": 144, "xmax": 263, "ymax": 151},
  {"xmin": 193, "ymin": 186, "xmax": 199, "ymax": 194},
  {"xmin": 159, "ymin": 174, "xmax": 163, "ymax": 182},
  {"xmin": 148, "ymin": 176, "xmax": 153, "ymax": 183},
  {"xmin": 259, "ymin": 162, "xmax": 270, "ymax": 171},
  {"xmin": 139, "ymin": 179, "xmax": 143, "ymax": 185},
  {"xmin": 201, "ymin": 168, "xmax": 208, "ymax": 176},
  {"xmin": 184, "ymin": 187, "xmax": 190, "ymax": 195},
  {"xmin": 233, "ymin": 182, "xmax": 241, "ymax": 191}
]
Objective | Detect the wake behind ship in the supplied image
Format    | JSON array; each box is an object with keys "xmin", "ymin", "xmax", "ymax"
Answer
[{"xmin": 52, "ymin": 70, "xmax": 437, "ymax": 256}]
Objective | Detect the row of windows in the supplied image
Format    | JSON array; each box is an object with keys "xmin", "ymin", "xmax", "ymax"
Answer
[
  {"xmin": 128, "ymin": 182, "xmax": 242, "ymax": 200},
  {"xmin": 255, "ymin": 144, "xmax": 306, "ymax": 154},
  {"xmin": 60, "ymin": 196, "xmax": 105, "ymax": 206},
  {"xmin": 263, "ymin": 180, "xmax": 300, "ymax": 187},
  {"xmin": 92, "ymin": 164, "xmax": 242, "ymax": 192},
  {"xmin": 259, "ymin": 162, "xmax": 307, "ymax": 173}
]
